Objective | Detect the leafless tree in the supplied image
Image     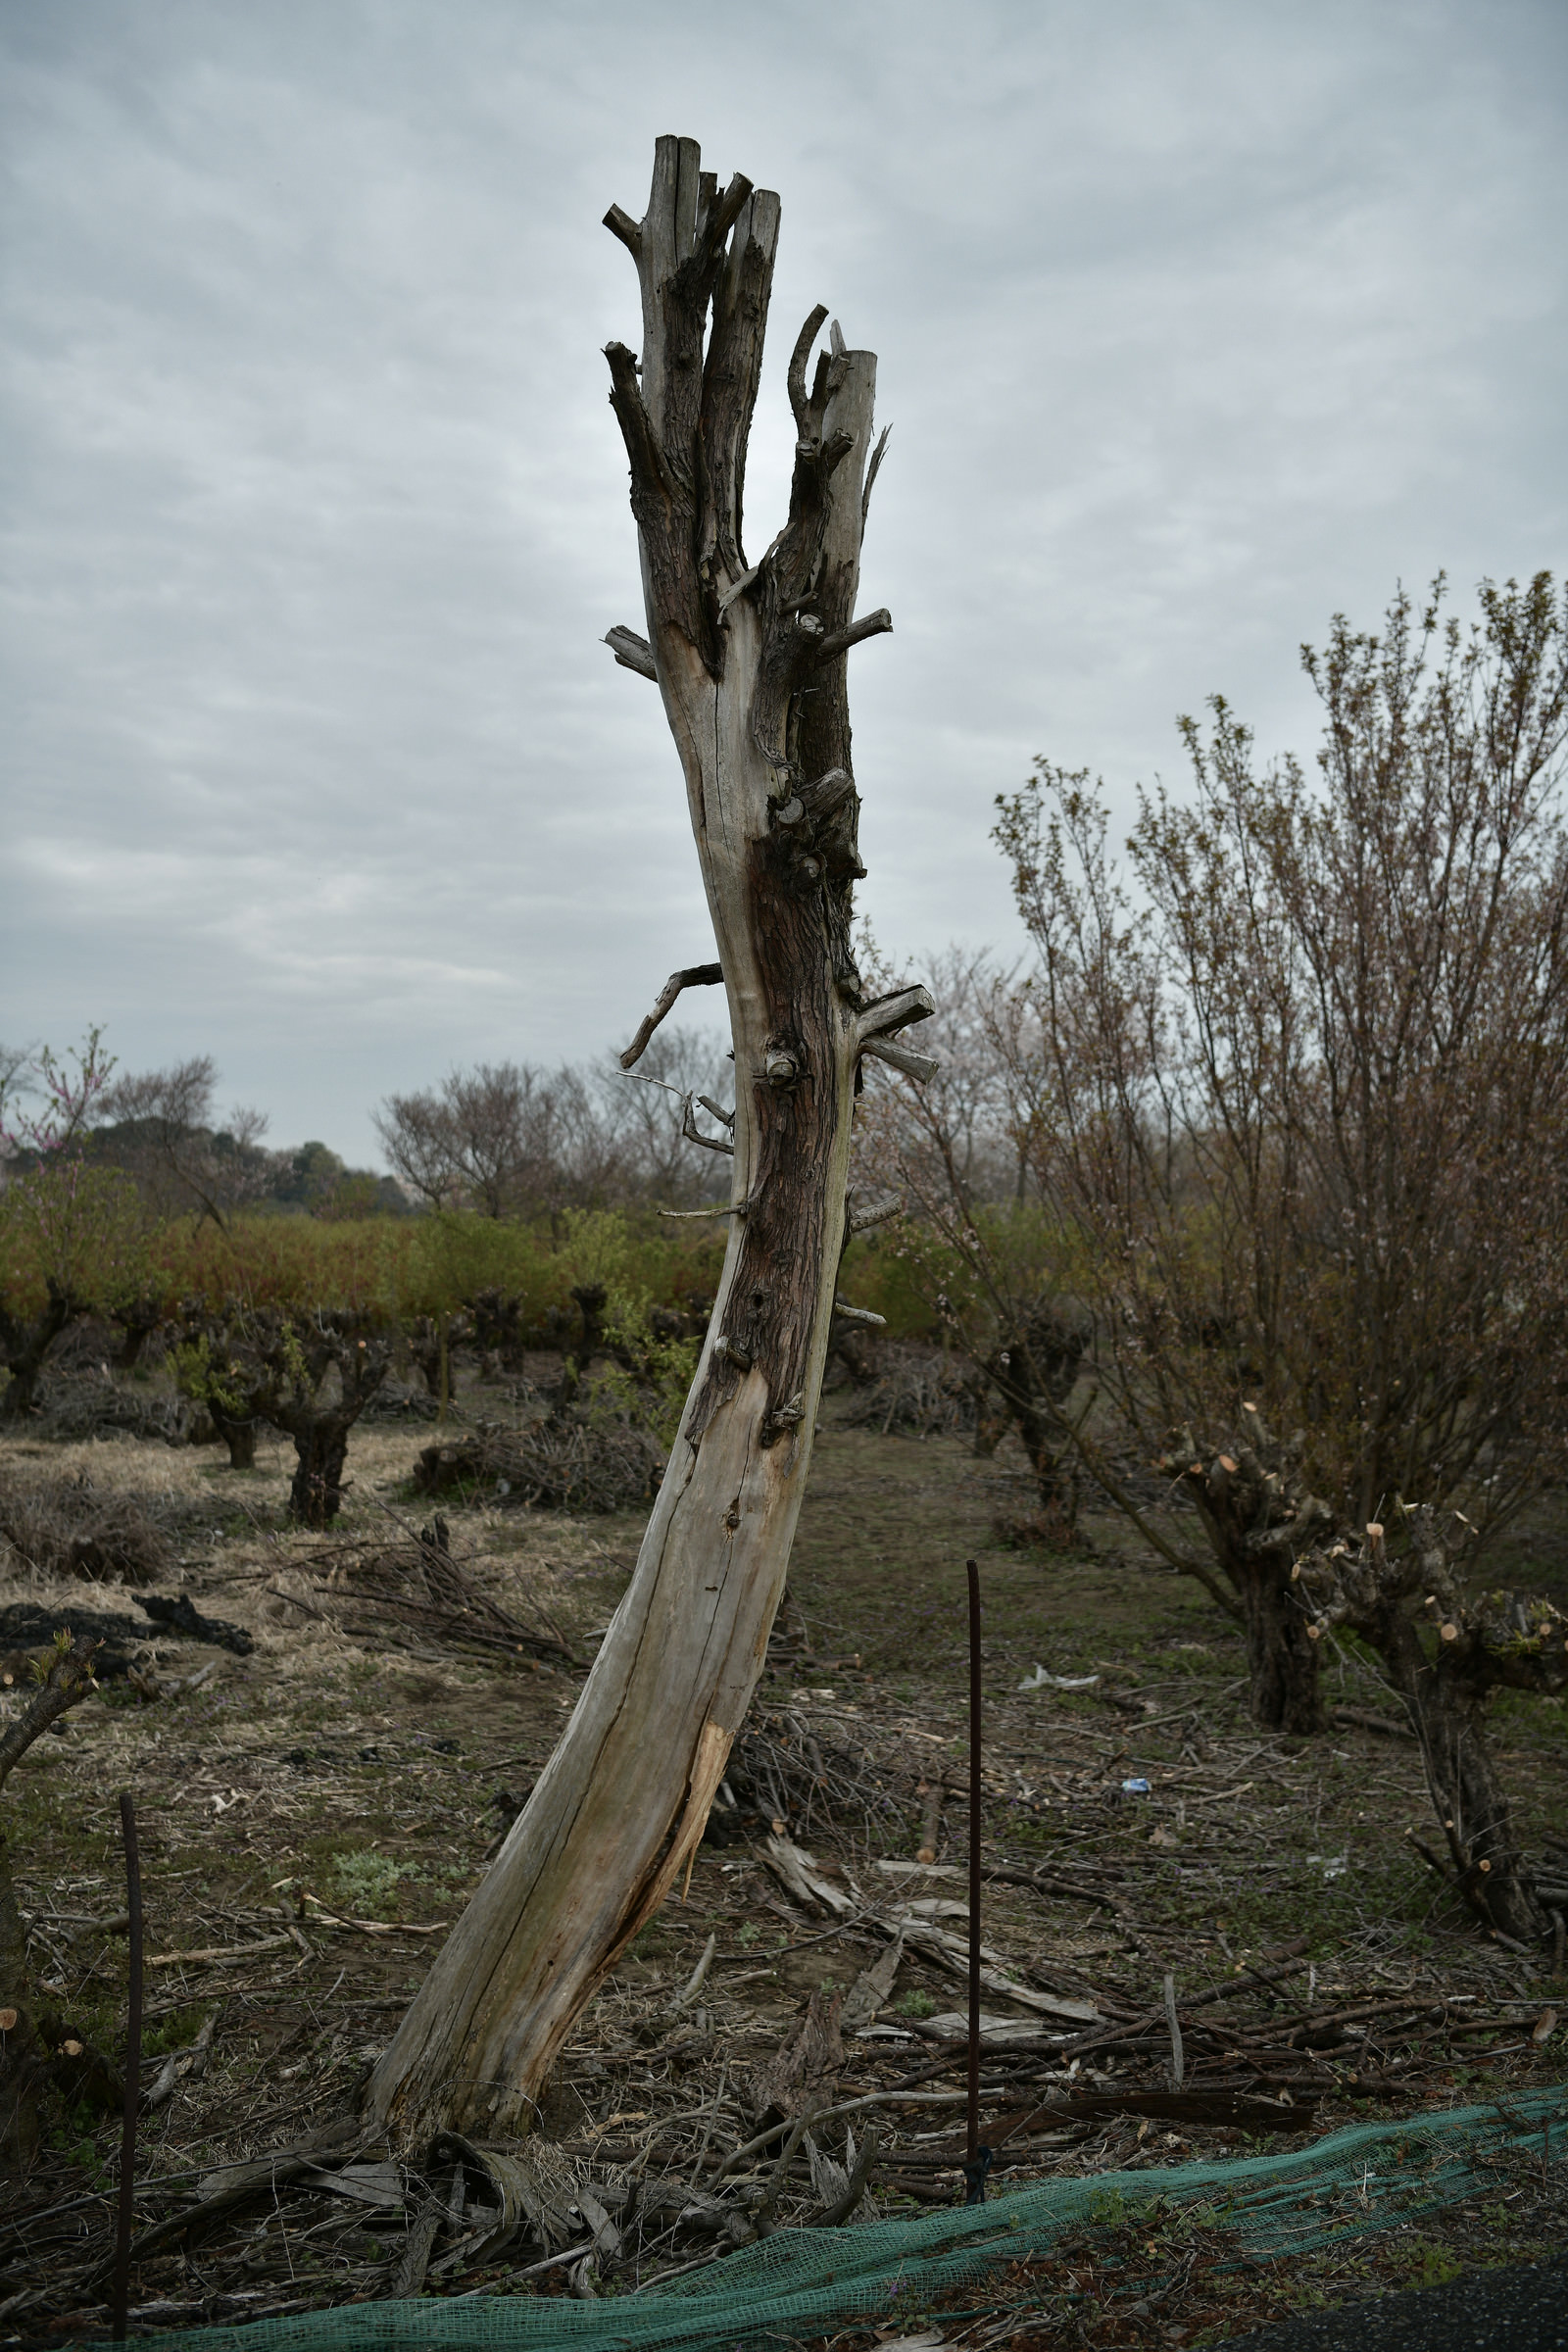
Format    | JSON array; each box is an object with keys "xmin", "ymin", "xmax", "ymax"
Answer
[
  {"xmin": 374, "ymin": 1033, "xmax": 731, "ymax": 1221},
  {"xmin": 367, "ymin": 136, "xmax": 926, "ymax": 2148},
  {"xmin": 97, "ymin": 1056, "xmax": 281, "ymax": 1232},
  {"xmin": 974, "ymin": 574, "xmax": 1568, "ymax": 1736},
  {"xmin": 373, "ymin": 1062, "xmax": 533, "ymax": 1216},
  {"xmin": 374, "ymin": 1061, "xmax": 601, "ymax": 1220}
]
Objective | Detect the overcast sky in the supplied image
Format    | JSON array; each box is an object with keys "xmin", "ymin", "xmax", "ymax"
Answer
[{"xmin": 4, "ymin": 0, "xmax": 1565, "ymax": 1166}]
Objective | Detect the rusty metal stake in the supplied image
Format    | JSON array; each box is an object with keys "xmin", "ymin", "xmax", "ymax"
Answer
[
  {"xmin": 112, "ymin": 1792, "xmax": 142, "ymax": 2341},
  {"xmin": 960, "ymin": 1558, "xmax": 991, "ymax": 2206}
]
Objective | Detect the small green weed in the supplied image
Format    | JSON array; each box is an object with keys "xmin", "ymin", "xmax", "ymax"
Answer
[
  {"xmin": 895, "ymin": 1988, "xmax": 937, "ymax": 2019},
  {"xmin": 329, "ymin": 1851, "xmax": 423, "ymax": 1918},
  {"xmin": 1400, "ymin": 2238, "xmax": 1463, "ymax": 2288},
  {"xmin": 49, "ymin": 2112, "xmax": 111, "ymax": 2187},
  {"xmin": 143, "ymin": 2009, "xmax": 205, "ymax": 2062}
]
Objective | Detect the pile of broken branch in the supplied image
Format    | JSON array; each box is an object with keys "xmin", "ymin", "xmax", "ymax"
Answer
[
  {"xmin": 304, "ymin": 1513, "xmax": 580, "ymax": 1668},
  {"xmin": 412, "ymin": 1413, "xmax": 662, "ymax": 1515},
  {"xmin": 0, "ymin": 1469, "xmax": 176, "ymax": 1584}
]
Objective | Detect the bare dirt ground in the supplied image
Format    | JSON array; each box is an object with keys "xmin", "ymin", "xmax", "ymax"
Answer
[{"xmin": 1, "ymin": 1376, "xmax": 1566, "ymax": 2346}]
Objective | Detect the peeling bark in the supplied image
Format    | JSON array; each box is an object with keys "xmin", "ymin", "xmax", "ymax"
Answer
[{"xmin": 365, "ymin": 136, "xmax": 925, "ymax": 2148}]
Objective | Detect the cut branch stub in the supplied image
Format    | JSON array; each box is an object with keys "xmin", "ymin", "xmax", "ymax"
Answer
[
  {"xmin": 861, "ymin": 1035, "xmax": 941, "ymax": 1084},
  {"xmin": 620, "ymin": 963, "xmax": 724, "ymax": 1070},
  {"xmin": 815, "ymin": 608, "xmax": 893, "ymax": 663},
  {"xmin": 367, "ymin": 133, "xmax": 896, "ymax": 2150},
  {"xmin": 605, "ymin": 625, "xmax": 657, "ymax": 681},
  {"xmin": 858, "ymin": 984, "xmax": 935, "ymax": 1044}
]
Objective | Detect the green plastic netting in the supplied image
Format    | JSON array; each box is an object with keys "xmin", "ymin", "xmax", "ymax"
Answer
[{"xmin": 141, "ymin": 2087, "xmax": 1568, "ymax": 2352}]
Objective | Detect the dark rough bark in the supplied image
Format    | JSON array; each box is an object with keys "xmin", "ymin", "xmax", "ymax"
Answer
[
  {"xmin": 211, "ymin": 1407, "xmax": 258, "ymax": 1470},
  {"xmin": 0, "ymin": 1281, "xmax": 76, "ymax": 1421},
  {"xmin": 570, "ymin": 1284, "xmax": 608, "ymax": 1359},
  {"xmin": 1238, "ymin": 1559, "xmax": 1327, "ymax": 1737},
  {"xmin": 407, "ymin": 1312, "xmax": 471, "ymax": 1398},
  {"xmin": 985, "ymin": 1303, "xmax": 1092, "ymax": 1524},
  {"xmin": 468, "ymin": 1291, "xmax": 527, "ymax": 1376},
  {"xmin": 111, "ymin": 1295, "xmax": 166, "ymax": 1371},
  {"xmin": 0, "ymin": 1633, "xmax": 100, "ymax": 2166},
  {"xmin": 284, "ymin": 1424, "xmax": 351, "ymax": 1528},
  {"xmin": 172, "ymin": 1306, "xmax": 280, "ymax": 1471},
  {"xmin": 1160, "ymin": 1420, "xmax": 1334, "ymax": 1734},
  {"xmin": 1298, "ymin": 1512, "xmax": 1567, "ymax": 1941},
  {"xmin": 260, "ymin": 1323, "xmax": 391, "ymax": 1531}
]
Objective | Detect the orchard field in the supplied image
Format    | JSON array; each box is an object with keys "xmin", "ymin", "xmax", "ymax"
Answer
[{"xmin": 2, "ymin": 1315, "xmax": 1566, "ymax": 2345}]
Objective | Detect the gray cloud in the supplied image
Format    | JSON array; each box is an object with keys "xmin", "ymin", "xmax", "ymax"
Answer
[{"xmin": 3, "ymin": 0, "xmax": 1564, "ymax": 1159}]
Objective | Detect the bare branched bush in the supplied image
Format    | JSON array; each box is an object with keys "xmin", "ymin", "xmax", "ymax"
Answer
[
  {"xmin": 373, "ymin": 1028, "xmax": 730, "ymax": 1222},
  {"xmin": 835, "ymin": 1339, "xmax": 976, "ymax": 1440},
  {"xmin": 312, "ymin": 1514, "xmax": 579, "ymax": 1666}
]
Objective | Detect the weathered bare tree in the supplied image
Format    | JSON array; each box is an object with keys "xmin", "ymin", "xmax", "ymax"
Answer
[
  {"xmin": 374, "ymin": 1063, "xmax": 542, "ymax": 1216},
  {"xmin": 366, "ymin": 136, "xmax": 929, "ymax": 2147},
  {"xmin": 98, "ymin": 1058, "xmax": 280, "ymax": 1232}
]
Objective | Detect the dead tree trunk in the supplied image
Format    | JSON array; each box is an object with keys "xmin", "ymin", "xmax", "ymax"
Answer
[{"xmin": 365, "ymin": 135, "xmax": 929, "ymax": 2148}]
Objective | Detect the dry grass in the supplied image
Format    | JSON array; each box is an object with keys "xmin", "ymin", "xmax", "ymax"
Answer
[
  {"xmin": 0, "ymin": 1462, "xmax": 176, "ymax": 1584},
  {"xmin": 1, "ymin": 1391, "xmax": 1565, "ymax": 2337}
]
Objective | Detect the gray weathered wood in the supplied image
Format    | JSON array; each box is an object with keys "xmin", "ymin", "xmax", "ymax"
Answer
[{"xmin": 364, "ymin": 133, "xmax": 932, "ymax": 2149}]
